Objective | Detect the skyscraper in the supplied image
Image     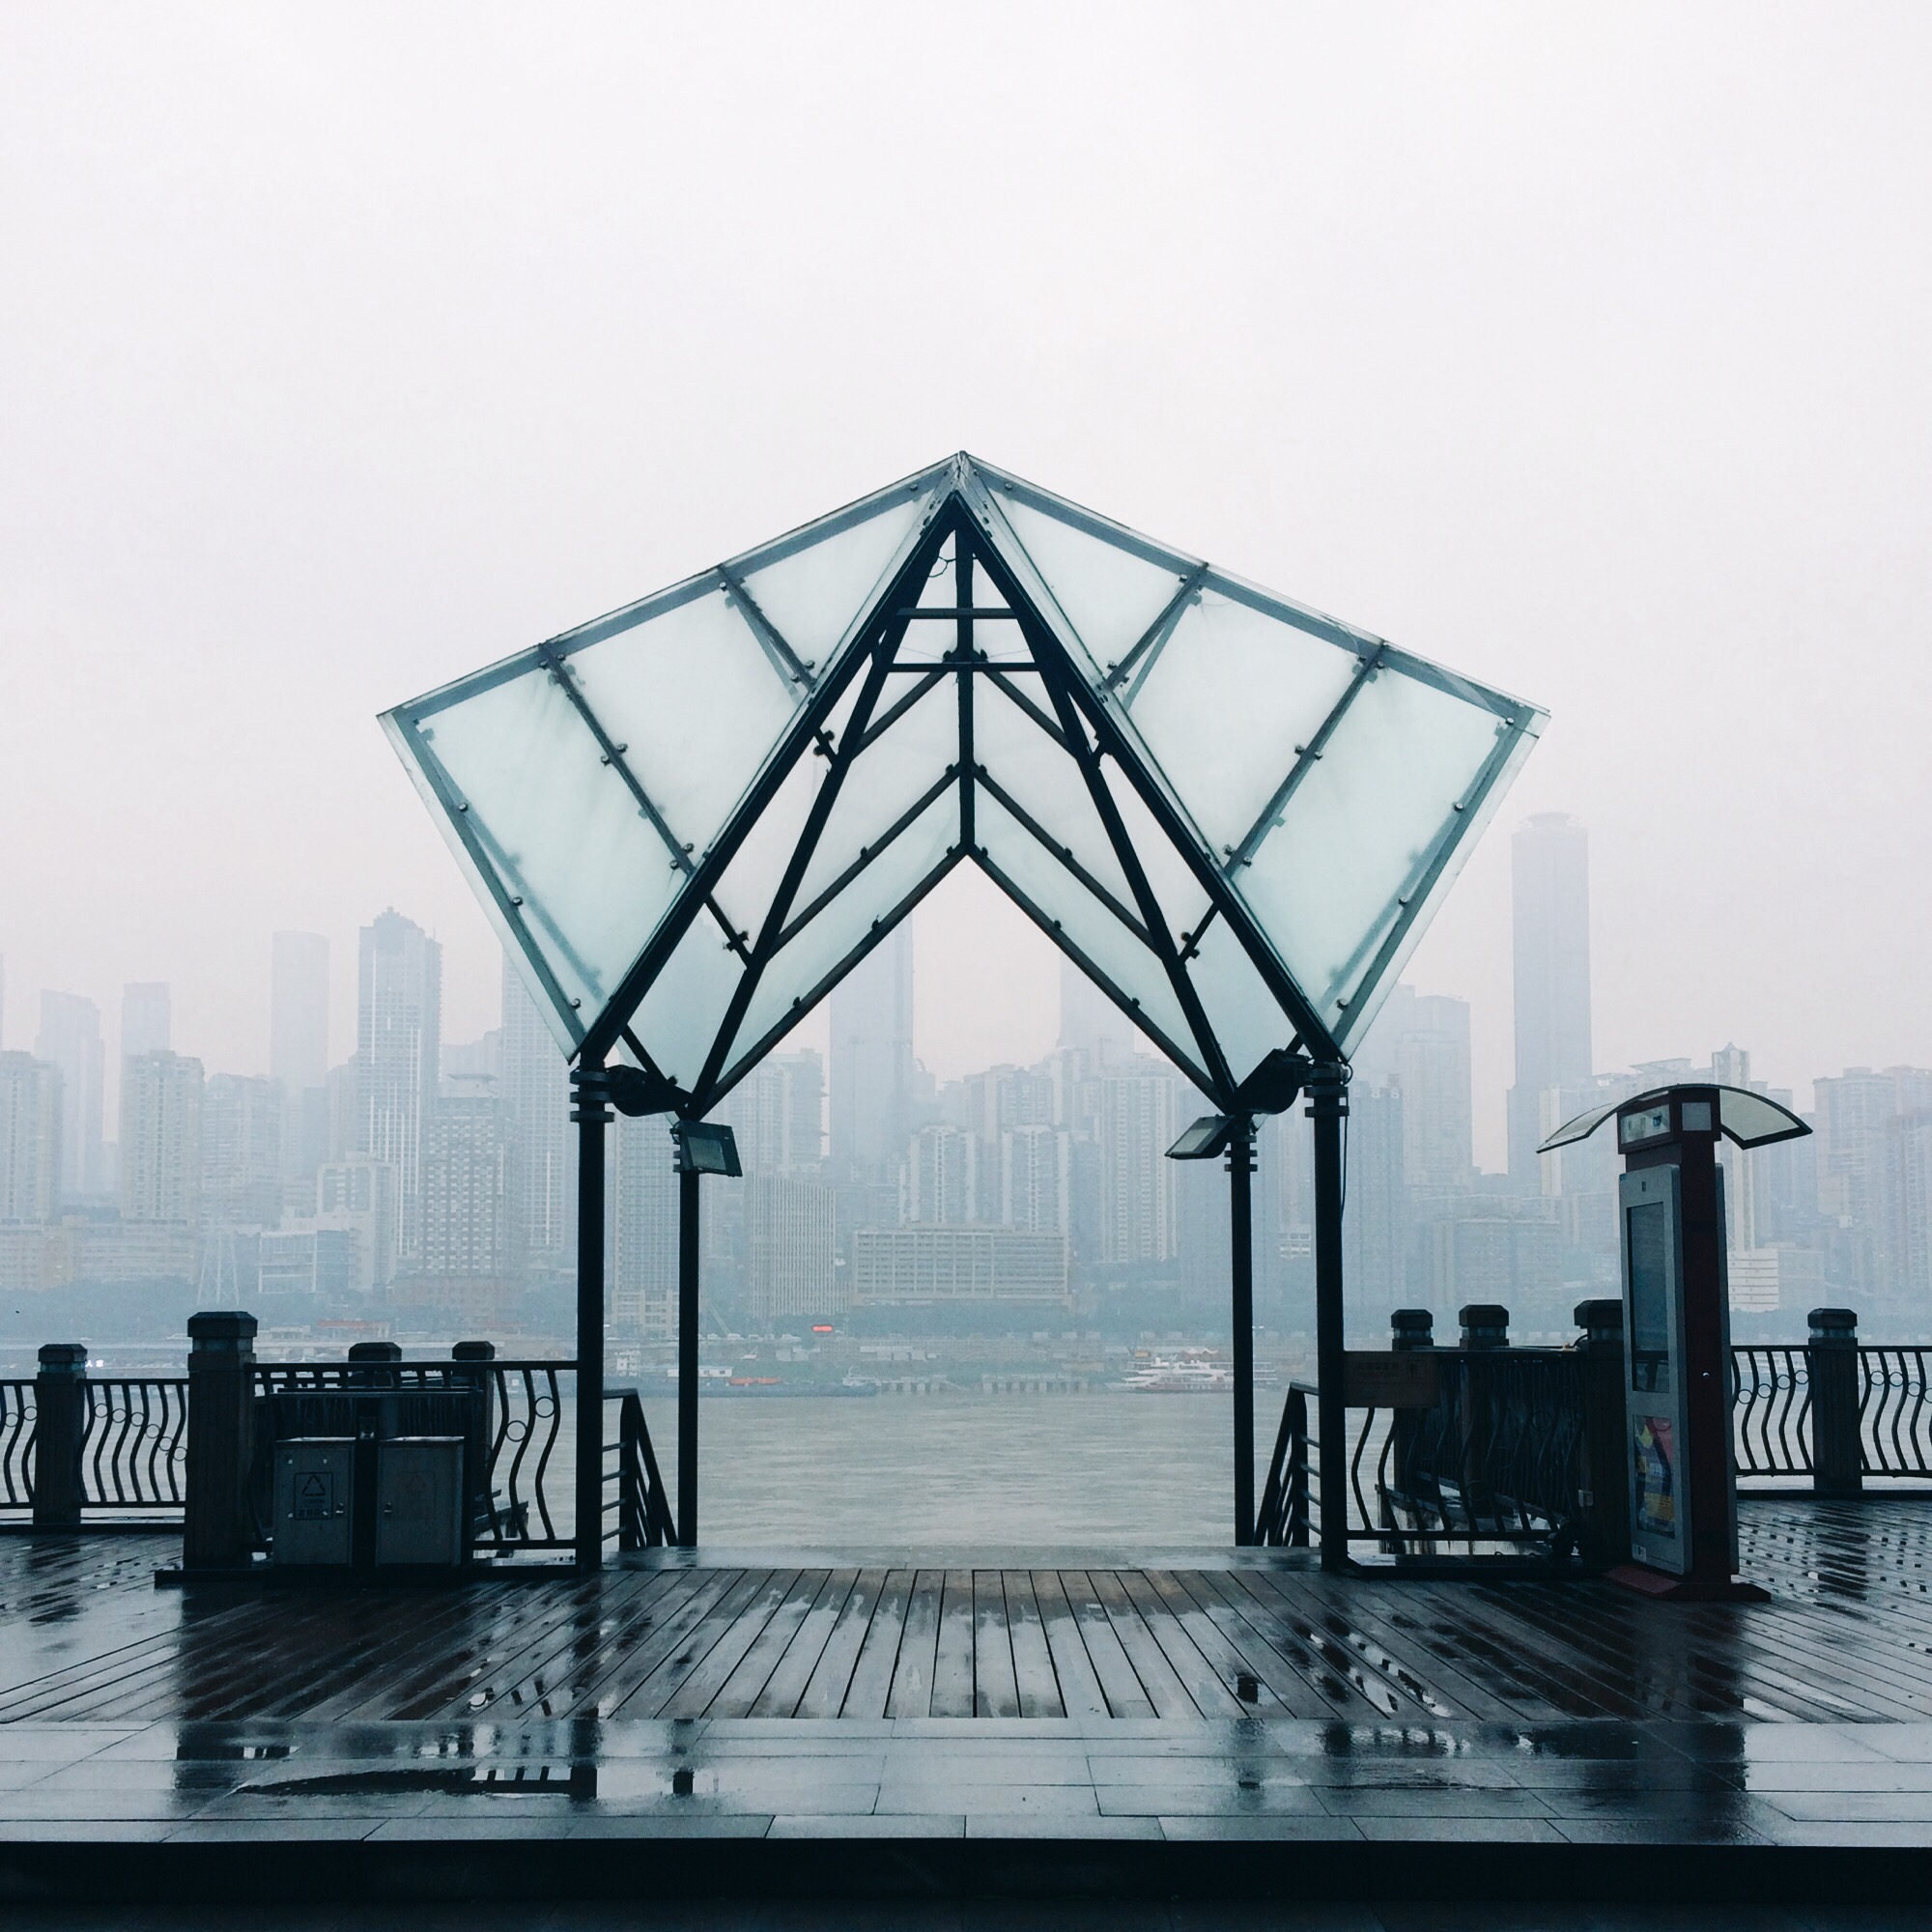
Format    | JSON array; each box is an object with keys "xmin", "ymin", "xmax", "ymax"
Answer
[
  {"xmin": 120, "ymin": 1051, "xmax": 205, "ymax": 1226},
  {"xmin": 355, "ymin": 910, "xmax": 441, "ymax": 1265},
  {"xmin": 201, "ymin": 1074, "xmax": 284, "ymax": 1228},
  {"xmin": 420, "ymin": 1096, "xmax": 512, "ymax": 1282},
  {"xmin": 722, "ymin": 1050, "xmax": 825, "ymax": 1178},
  {"xmin": 1508, "ymin": 814, "xmax": 1593, "ymax": 1188},
  {"xmin": 0, "ymin": 1053, "xmax": 62, "ymax": 1222},
  {"xmin": 829, "ymin": 923, "xmax": 914, "ymax": 1179},
  {"xmin": 36, "ymin": 992, "xmax": 105, "ymax": 1201},
  {"xmin": 1356, "ymin": 984, "xmax": 1475, "ymax": 1190},
  {"xmin": 499, "ymin": 951, "xmax": 575, "ymax": 1272},
  {"xmin": 613, "ymin": 1115, "xmax": 677, "ymax": 1340},
  {"xmin": 1096, "ymin": 1060, "xmax": 1180, "ymax": 1264},
  {"xmin": 120, "ymin": 982, "xmax": 171, "ymax": 1060}
]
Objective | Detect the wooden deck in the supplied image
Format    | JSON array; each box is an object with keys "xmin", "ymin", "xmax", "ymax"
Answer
[{"xmin": 4, "ymin": 1498, "xmax": 1931, "ymax": 1727}]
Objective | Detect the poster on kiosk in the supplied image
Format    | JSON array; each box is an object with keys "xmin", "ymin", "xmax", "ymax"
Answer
[{"xmin": 1541, "ymin": 1084, "xmax": 1809, "ymax": 1600}]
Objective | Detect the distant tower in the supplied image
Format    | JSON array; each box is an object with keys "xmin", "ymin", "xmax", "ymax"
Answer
[
  {"xmin": 121, "ymin": 982, "xmax": 171, "ymax": 1061},
  {"xmin": 36, "ymin": 992, "xmax": 105, "ymax": 1201},
  {"xmin": 499, "ymin": 950, "xmax": 575, "ymax": 1271},
  {"xmin": 1508, "ymin": 814, "xmax": 1593, "ymax": 1187},
  {"xmin": 355, "ymin": 911, "xmax": 441, "ymax": 1265},
  {"xmin": 120, "ymin": 1050, "xmax": 205, "ymax": 1226},
  {"xmin": 829, "ymin": 923, "xmax": 914, "ymax": 1180}
]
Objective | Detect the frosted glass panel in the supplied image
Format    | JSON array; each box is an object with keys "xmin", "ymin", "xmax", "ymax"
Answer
[
  {"xmin": 1099, "ymin": 757, "xmax": 1212, "ymax": 942},
  {"xmin": 997, "ymin": 497, "xmax": 1190, "ymax": 677},
  {"xmin": 741, "ymin": 491, "xmax": 936, "ymax": 668},
  {"xmin": 973, "ymin": 680, "xmax": 1140, "ymax": 918},
  {"xmin": 570, "ymin": 589, "xmax": 800, "ymax": 862},
  {"xmin": 723, "ymin": 792, "xmax": 957, "ymax": 1077},
  {"xmin": 1127, "ymin": 591, "xmax": 1361, "ymax": 852},
  {"xmin": 1187, "ymin": 916, "xmax": 1293, "ymax": 1089},
  {"xmin": 709, "ymin": 744, "xmax": 826, "ymax": 946},
  {"xmin": 973, "ymin": 790, "xmax": 1201, "ymax": 1077},
  {"xmin": 789, "ymin": 677, "xmax": 959, "ymax": 913},
  {"xmin": 1237, "ymin": 667, "xmax": 1508, "ymax": 1029},
  {"xmin": 628, "ymin": 907, "xmax": 748, "ymax": 1092},
  {"xmin": 419, "ymin": 668, "xmax": 677, "ymax": 1017}
]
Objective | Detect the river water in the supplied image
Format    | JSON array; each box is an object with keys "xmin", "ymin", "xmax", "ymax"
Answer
[{"xmin": 637, "ymin": 1393, "xmax": 1283, "ymax": 1548}]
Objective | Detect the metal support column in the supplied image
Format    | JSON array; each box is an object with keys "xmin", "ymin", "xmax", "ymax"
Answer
[
  {"xmin": 1308, "ymin": 1062, "xmax": 1350, "ymax": 1571},
  {"xmin": 571, "ymin": 1064, "xmax": 608, "ymax": 1571},
  {"xmin": 1229, "ymin": 1117, "xmax": 1257, "ymax": 1546},
  {"xmin": 677, "ymin": 1159, "xmax": 701, "ymax": 1548}
]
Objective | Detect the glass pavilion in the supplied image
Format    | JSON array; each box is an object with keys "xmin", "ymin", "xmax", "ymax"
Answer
[{"xmin": 384, "ymin": 452, "xmax": 1546, "ymax": 1561}]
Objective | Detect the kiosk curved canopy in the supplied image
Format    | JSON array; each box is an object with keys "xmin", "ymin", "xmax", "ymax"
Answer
[
  {"xmin": 384, "ymin": 453, "xmax": 1545, "ymax": 1114},
  {"xmin": 1540, "ymin": 1085, "xmax": 1810, "ymax": 1153}
]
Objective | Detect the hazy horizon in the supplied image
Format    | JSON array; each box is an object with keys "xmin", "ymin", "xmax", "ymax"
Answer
[{"xmin": 5, "ymin": 5, "xmax": 1929, "ymax": 1169}]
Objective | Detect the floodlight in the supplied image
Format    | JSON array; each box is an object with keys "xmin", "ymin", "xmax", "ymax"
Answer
[
  {"xmin": 1168, "ymin": 1116, "xmax": 1237, "ymax": 1161},
  {"xmin": 671, "ymin": 1121, "xmax": 742, "ymax": 1177}
]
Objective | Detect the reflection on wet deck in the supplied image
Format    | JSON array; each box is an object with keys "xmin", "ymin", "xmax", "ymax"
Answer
[{"xmin": 0, "ymin": 1500, "xmax": 1927, "ymax": 1727}]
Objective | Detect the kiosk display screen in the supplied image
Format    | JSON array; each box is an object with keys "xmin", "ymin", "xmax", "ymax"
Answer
[{"xmin": 1628, "ymin": 1200, "xmax": 1672, "ymax": 1393}]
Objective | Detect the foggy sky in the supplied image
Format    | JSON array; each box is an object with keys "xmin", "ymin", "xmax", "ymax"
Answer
[{"xmin": 3, "ymin": 4, "xmax": 1928, "ymax": 1166}]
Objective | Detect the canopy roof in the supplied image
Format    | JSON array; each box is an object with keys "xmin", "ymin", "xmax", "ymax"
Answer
[
  {"xmin": 1540, "ymin": 1085, "xmax": 1810, "ymax": 1153},
  {"xmin": 384, "ymin": 454, "xmax": 1544, "ymax": 1114}
]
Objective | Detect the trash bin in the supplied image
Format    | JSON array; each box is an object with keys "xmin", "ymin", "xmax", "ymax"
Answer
[
  {"xmin": 375, "ymin": 1435, "xmax": 466, "ymax": 1567},
  {"xmin": 273, "ymin": 1438, "xmax": 355, "ymax": 1566}
]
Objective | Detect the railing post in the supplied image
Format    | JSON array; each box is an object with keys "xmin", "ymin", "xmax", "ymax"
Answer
[
  {"xmin": 1807, "ymin": 1306, "xmax": 1862, "ymax": 1498},
  {"xmin": 1308, "ymin": 1061, "xmax": 1350, "ymax": 1572},
  {"xmin": 678, "ymin": 1157, "xmax": 700, "ymax": 1548},
  {"xmin": 31, "ymin": 1344, "xmax": 88, "ymax": 1531},
  {"xmin": 1574, "ymin": 1298, "xmax": 1629, "ymax": 1569},
  {"xmin": 184, "ymin": 1310, "xmax": 258, "ymax": 1571},
  {"xmin": 571, "ymin": 1064, "xmax": 610, "ymax": 1572},
  {"xmin": 1228, "ymin": 1115, "xmax": 1257, "ymax": 1546},
  {"xmin": 1387, "ymin": 1311, "xmax": 1433, "ymax": 1519},
  {"xmin": 451, "ymin": 1340, "xmax": 496, "ymax": 1552}
]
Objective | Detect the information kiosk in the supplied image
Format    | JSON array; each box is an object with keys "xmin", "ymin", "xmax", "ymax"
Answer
[{"xmin": 1541, "ymin": 1084, "xmax": 1808, "ymax": 1600}]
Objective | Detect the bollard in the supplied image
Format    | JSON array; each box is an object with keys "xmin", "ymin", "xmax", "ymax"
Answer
[
  {"xmin": 32, "ymin": 1344, "xmax": 89, "ymax": 1531},
  {"xmin": 1807, "ymin": 1307, "xmax": 1862, "ymax": 1498},
  {"xmin": 185, "ymin": 1311, "xmax": 259, "ymax": 1571},
  {"xmin": 1573, "ymin": 1299, "xmax": 1630, "ymax": 1569},
  {"xmin": 1459, "ymin": 1304, "xmax": 1510, "ymax": 1350}
]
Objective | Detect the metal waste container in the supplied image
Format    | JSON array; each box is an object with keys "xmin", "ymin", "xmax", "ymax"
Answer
[
  {"xmin": 375, "ymin": 1435, "xmax": 466, "ymax": 1567},
  {"xmin": 273, "ymin": 1437, "xmax": 355, "ymax": 1566}
]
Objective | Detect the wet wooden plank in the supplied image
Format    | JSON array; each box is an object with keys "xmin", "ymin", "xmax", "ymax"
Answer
[
  {"xmin": 883, "ymin": 1567, "xmax": 945, "ymax": 1719},
  {"xmin": 659, "ymin": 1568, "xmax": 801, "ymax": 1719},
  {"xmin": 793, "ymin": 1567, "xmax": 887, "ymax": 1719},
  {"xmin": 1030, "ymin": 1569, "xmax": 1115, "ymax": 1719},
  {"xmin": 972, "ymin": 1571, "xmax": 1020, "ymax": 1719},
  {"xmin": 1003, "ymin": 1570, "xmax": 1063, "ymax": 1719},
  {"xmin": 842, "ymin": 1567, "xmax": 914, "ymax": 1719},
  {"xmin": 1118, "ymin": 1570, "xmax": 1253, "ymax": 1718},
  {"xmin": 1087, "ymin": 1569, "xmax": 1197, "ymax": 1719},
  {"xmin": 751, "ymin": 1568, "xmax": 858, "ymax": 1719},
  {"xmin": 1056, "ymin": 1569, "xmax": 1154, "ymax": 1719},
  {"xmin": 706, "ymin": 1569, "xmax": 836, "ymax": 1719},
  {"xmin": 1165, "ymin": 1570, "xmax": 1365, "ymax": 1719},
  {"xmin": 929, "ymin": 1569, "xmax": 976, "ymax": 1719},
  {"xmin": 605, "ymin": 1568, "xmax": 775, "ymax": 1718}
]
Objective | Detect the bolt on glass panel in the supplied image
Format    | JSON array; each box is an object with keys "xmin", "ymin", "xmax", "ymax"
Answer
[
  {"xmin": 1236, "ymin": 666, "xmax": 1509, "ymax": 1032},
  {"xmin": 412, "ymin": 668, "xmax": 682, "ymax": 1021},
  {"xmin": 567, "ymin": 585, "xmax": 802, "ymax": 865}
]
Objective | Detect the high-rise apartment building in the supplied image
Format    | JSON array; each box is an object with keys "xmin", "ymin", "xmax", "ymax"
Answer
[
  {"xmin": 745, "ymin": 1175, "xmax": 838, "ymax": 1323},
  {"xmin": 355, "ymin": 910, "xmax": 441, "ymax": 1264},
  {"xmin": 201, "ymin": 1074, "xmax": 284, "ymax": 1228},
  {"xmin": 1357, "ymin": 985, "xmax": 1475, "ymax": 1190},
  {"xmin": 120, "ymin": 982, "xmax": 171, "ymax": 1061},
  {"xmin": 120, "ymin": 1051, "xmax": 205, "ymax": 1226},
  {"xmin": 1096, "ymin": 1061, "xmax": 1180, "ymax": 1265},
  {"xmin": 613, "ymin": 1115, "xmax": 677, "ymax": 1340},
  {"xmin": 272, "ymin": 932, "xmax": 331, "ymax": 1195},
  {"xmin": 36, "ymin": 993, "xmax": 105, "ymax": 1201},
  {"xmin": 1814, "ymin": 1065, "xmax": 1932, "ymax": 1306},
  {"xmin": 723, "ymin": 1050, "xmax": 824, "ymax": 1177},
  {"xmin": 903, "ymin": 1123, "xmax": 980, "ymax": 1225},
  {"xmin": 1508, "ymin": 814, "xmax": 1593, "ymax": 1188},
  {"xmin": 419, "ymin": 1097, "xmax": 512, "ymax": 1281},
  {"xmin": 313, "ymin": 1156, "xmax": 400, "ymax": 1291},
  {"xmin": 0, "ymin": 1053, "xmax": 62, "ymax": 1222},
  {"xmin": 499, "ymin": 952, "xmax": 574, "ymax": 1271},
  {"xmin": 1001, "ymin": 1123, "xmax": 1070, "ymax": 1234},
  {"xmin": 829, "ymin": 924, "xmax": 914, "ymax": 1179}
]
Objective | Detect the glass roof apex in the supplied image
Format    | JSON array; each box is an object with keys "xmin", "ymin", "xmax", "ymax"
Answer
[{"xmin": 383, "ymin": 453, "xmax": 1545, "ymax": 1112}]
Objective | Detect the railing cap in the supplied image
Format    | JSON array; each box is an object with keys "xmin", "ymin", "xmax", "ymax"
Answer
[
  {"xmin": 452, "ymin": 1340, "xmax": 497, "ymax": 1361},
  {"xmin": 1808, "ymin": 1307, "xmax": 1859, "ymax": 1341},
  {"xmin": 1574, "ymin": 1298, "xmax": 1623, "ymax": 1340},
  {"xmin": 37, "ymin": 1342, "xmax": 87, "ymax": 1373},
  {"xmin": 188, "ymin": 1310, "xmax": 258, "ymax": 1346},
  {"xmin": 347, "ymin": 1341, "xmax": 404, "ymax": 1362}
]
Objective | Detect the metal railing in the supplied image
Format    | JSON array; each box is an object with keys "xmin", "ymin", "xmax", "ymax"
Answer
[
  {"xmin": 81, "ymin": 1378, "xmax": 189, "ymax": 1512},
  {"xmin": 0, "ymin": 1381, "xmax": 34, "ymax": 1509},
  {"xmin": 1732, "ymin": 1342, "xmax": 1932, "ymax": 1484},
  {"xmin": 607, "ymin": 1386, "xmax": 676, "ymax": 1550},
  {"xmin": 1259, "ymin": 1352, "xmax": 1585, "ymax": 1560}
]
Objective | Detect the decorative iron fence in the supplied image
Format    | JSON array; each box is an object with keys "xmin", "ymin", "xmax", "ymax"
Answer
[
  {"xmin": 1732, "ymin": 1345, "xmax": 1812, "ymax": 1480},
  {"xmin": 609, "ymin": 1386, "xmax": 676, "ymax": 1550},
  {"xmin": 1732, "ymin": 1342, "xmax": 1932, "ymax": 1484},
  {"xmin": 0, "ymin": 1381, "xmax": 33, "ymax": 1509},
  {"xmin": 81, "ymin": 1378, "xmax": 189, "ymax": 1511}
]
